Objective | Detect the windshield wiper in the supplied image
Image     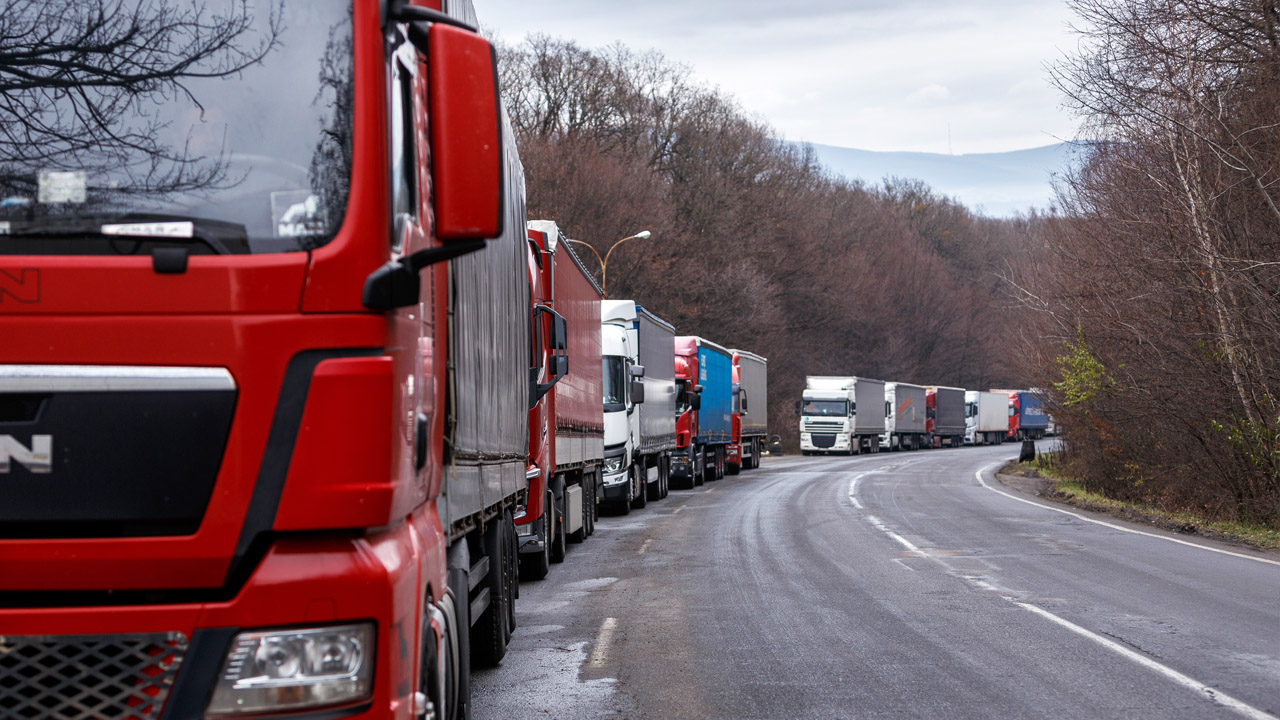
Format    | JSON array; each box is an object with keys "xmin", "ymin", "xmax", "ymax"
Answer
[{"xmin": 0, "ymin": 213, "xmax": 250, "ymax": 255}]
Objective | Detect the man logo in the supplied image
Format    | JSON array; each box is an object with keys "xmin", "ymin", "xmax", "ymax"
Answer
[
  {"xmin": 0, "ymin": 435, "xmax": 52, "ymax": 473},
  {"xmin": 0, "ymin": 268, "xmax": 41, "ymax": 304}
]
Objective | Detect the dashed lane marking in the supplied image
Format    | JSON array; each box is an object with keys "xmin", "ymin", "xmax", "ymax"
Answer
[
  {"xmin": 848, "ymin": 460, "xmax": 1280, "ymax": 720},
  {"xmin": 587, "ymin": 617, "xmax": 618, "ymax": 669},
  {"xmin": 638, "ymin": 538, "xmax": 653, "ymax": 555}
]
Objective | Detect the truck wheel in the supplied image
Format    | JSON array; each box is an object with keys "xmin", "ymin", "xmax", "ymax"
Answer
[
  {"xmin": 631, "ymin": 465, "xmax": 648, "ymax": 509},
  {"xmin": 587, "ymin": 474, "xmax": 597, "ymax": 534},
  {"xmin": 660, "ymin": 457, "xmax": 670, "ymax": 497},
  {"xmin": 568, "ymin": 482, "xmax": 588, "ymax": 544},
  {"xmin": 448, "ymin": 561, "xmax": 473, "ymax": 717},
  {"xmin": 646, "ymin": 460, "xmax": 661, "ymax": 501},
  {"xmin": 519, "ymin": 493, "xmax": 552, "ymax": 582},
  {"xmin": 694, "ymin": 454, "xmax": 705, "ymax": 486},
  {"xmin": 470, "ymin": 518, "xmax": 510, "ymax": 668},
  {"xmin": 550, "ymin": 495, "xmax": 567, "ymax": 563}
]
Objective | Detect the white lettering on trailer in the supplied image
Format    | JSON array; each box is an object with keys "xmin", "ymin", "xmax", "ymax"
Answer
[{"xmin": 0, "ymin": 434, "xmax": 52, "ymax": 473}]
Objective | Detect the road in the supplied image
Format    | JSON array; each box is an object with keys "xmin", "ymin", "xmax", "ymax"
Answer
[{"xmin": 473, "ymin": 444, "xmax": 1280, "ymax": 719}]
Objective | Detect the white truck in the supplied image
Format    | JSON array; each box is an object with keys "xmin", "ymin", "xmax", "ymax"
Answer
[
  {"xmin": 965, "ymin": 390, "xmax": 1008, "ymax": 445},
  {"xmin": 601, "ymin": 300, "xmax": 677, "ymax": 509},
  {"xmin": 880, "ymin": 382, "xmax": 928, "ymax": 451},
  {"xmin": 798, "ymin": 376, "xmax": 886, "ymax": 455}
]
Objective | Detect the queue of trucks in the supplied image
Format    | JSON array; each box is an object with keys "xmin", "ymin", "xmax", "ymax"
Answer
[
  {"xmin": 0, "ymin": 4, "xmax": 774, "ymax": 720},
  {"xmin": 0, "ymin": 4, "xmax": 770, "ymax": 716},
  {"xmin": 798, "ymin": 377, "xmax": 1051, "ymax": 454}
]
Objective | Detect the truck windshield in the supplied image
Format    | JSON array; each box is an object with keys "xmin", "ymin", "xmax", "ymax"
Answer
[
  {"xmin": 602, "ymin": 356, "xmax": 626, "ymax": 408},
  {"xmin": 802, "ymin": 400, "xmax": 847, "ymax": 416},
  {"xmin": 0, "ymin": 0, "xmax": 353, "ymax": 255}
]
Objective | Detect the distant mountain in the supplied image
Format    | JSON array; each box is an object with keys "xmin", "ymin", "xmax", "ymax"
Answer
[{"xmin": 801, "ymin": 142, "xmax": 1085, "ymax": 218}]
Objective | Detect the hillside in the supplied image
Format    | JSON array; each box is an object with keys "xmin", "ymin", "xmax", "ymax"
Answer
[{"xmin": 804, "ymin": 142, "xmax": 1083, "ymax": 217}]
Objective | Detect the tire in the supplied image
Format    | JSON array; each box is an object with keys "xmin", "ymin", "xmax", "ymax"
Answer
[
  {"xmin": 694, "ymin": 453, "xmax": 705, "ymax": 486},
  {"xmin": 519, "ymin": 492, "xmax": 552, "ymax": 582},
  {"xmin": 646, "ymin": 460, "xmax": 661, "ymax": 501},
  {"xmin": 446, "ymin": 557, "xmax": 472, "ymax": 720},
  {"xmin": 631, "ymin": 465, "xmax": 648, "ymax": 509},
  {"xmin": 726, "ymin": 457, "xmax": 740, "ymax": 476},
  {"xmin": 550, "ymin": 495, "xmax": 567, "ymax": 563},
  {"xmin": 470, "ymin": 517, "xmax": 510, "ymax": 668},
  {"xmin": 587, "ymin": 474, "xmax": 597, "ymax": 534},
  {"xmin": 568, "ymin": 481, "xmax": 588, "ymax": 543},
  {"xmin": 661, "ymin": 456, "xmax": 670, "ymax": 497}
]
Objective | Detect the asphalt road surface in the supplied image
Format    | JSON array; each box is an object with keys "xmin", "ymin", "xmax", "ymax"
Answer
[{"xmin": 473, "ymin": 444, "xmax": 1280, "ymax": 720}]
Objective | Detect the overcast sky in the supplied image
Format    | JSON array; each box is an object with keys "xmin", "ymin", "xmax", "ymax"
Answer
[{"xmin": 479, "ymin": 0, "xmax": 1082, "ymax": 155}]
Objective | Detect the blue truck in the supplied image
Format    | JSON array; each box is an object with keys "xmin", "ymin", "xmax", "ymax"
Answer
[{"xmin": 673, "ymin": 336, "xmax": 734, "ymax": 484}]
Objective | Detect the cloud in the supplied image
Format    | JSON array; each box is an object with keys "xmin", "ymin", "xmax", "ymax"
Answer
[
  {"xmin": 908, "ymin": 84, "xmax": 951, "ymax": 105},
  {"xmin": 481, "ymin": 0, "xmax": 1080, "ymax": 153}
]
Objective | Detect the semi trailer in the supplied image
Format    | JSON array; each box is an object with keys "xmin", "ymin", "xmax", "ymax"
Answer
[
  {"xmin": 0, "ymin": 3, "xmax": 525, "ymax": 719},
  {"xmin": 966, "ymin": 391, "xmax": 1009, "ymax": 445},
  {"xmin": 926, "ymin": 386, "xmax": 967, "ymax": 447},
  {"xmin": 799, "ymin": 376, "xmax": 886, "ymax": 455},
  {"xmin": 1006, "ymin": 390, "xmax": 1050, "ymax": 441},
  {"xmin": 601, "ymin": 301, "xmax": 677, "ymax": 510},
  {"xmin": 880, "ymin": 382, "xmax": 927, "ymax": 451},
  {"xmin": 728, "ymin": 350, "xmax": 769, "ymax": 472},
  {"xmin": 518, "ymin": 220, "xmax": 605, "ymax": 579},
  {"xmin": 672, "ymin": 337, "xmax": 733, "ymax": 486}
]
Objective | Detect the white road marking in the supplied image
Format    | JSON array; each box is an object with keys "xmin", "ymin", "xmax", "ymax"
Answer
[
  {"xmin": 974, "ymin": 462, "xmax": 1280, "ymax": 568},
  {"xmin": 1012, "ymin": 600, "xmax": 1279, "ymax": 720},
  {"xmin": 672, "ymin": 505, "xmax": 684, "ymax": 514},
  {"xmin": 704, "ymin": 486, "xmax": 715, "ymax": 493},
  {"xmin": 848, "ymin": 458, "xmax": 1280, "ymax": 720},
  {"xmin": 866, "ymin": 515, "xmax": 920, "ymax": 553},
  {"xmin": 587, "ymin": 617, "xmax": 618, "ymax": 669},
  {"xmin": 638, "ymin": 538, "xmax": 653, "ymax": 555},
  {"xmin": 847, "ymin": 473, "xmax": 867, "ymax": 509}
]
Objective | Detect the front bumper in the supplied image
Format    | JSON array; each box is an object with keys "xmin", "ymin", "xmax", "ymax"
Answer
[
  {"xmin": 669, "ymin": 451, "xmax": 694, "ymax": 478},
  {"xmin": 0, "ymin": 524, "xmax": 429, "ymax": 720}
]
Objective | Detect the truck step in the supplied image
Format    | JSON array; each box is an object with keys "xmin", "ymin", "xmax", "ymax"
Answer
[
  {"xmin": 469, "ymin": 587, "xmax": 490, "ymax": 626},
  {"xmin": 468, "ymin": 555, "xmax": 490, "ymax": 592}
]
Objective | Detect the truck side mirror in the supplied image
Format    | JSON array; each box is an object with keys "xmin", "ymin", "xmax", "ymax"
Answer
[
  {"xmin": 694, "ymin": 384, "xmax": 703, "ymax": 393},
  {"xmin": 691, "ymin": 393, "xmax": 701, "ymax": 411},
  {"xmin": 740, "ymin": 390, "xmax": 748, "ymax": 413},
  {"xmin": 552, "ymin": 313, "xmax": 568, "ymax": 351},
  {"xmin": 424, "ymin": 24, "xmax": 503, "ymax": 241},
  {"xmin": 794, "ymin": 400, "xmax": 801, "ymax": 416},
  {"xmin": 554, "ymin": 354, "xmax": 568, "ymax": 377},
  {"xmin": 362, "ymin": 19, "xmax": 503, "ymax": 311},
  {"xmin": 630, "ymin": 380, "xmax": 645, "ymax": 404},
  {"xmin": 630, "ymin": 364, "xmax": 645, "ymax": 378}
]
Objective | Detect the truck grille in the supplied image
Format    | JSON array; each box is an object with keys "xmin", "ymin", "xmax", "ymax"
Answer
[
  {"xmin": 803, "ymin": 420, "xmax": 844, "ymax": 433},
  {"xmin": 812, "ymin": 434, "xmax": 837, "ymax": 448},
  {"xmin": 0, "ymin": 633, "xmax": 188, "ymax": 720}
]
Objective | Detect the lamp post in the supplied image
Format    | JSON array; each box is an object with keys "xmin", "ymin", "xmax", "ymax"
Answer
[{"xmin": 564, "ymin": 230, "xmax": 651, "ymax": 296}]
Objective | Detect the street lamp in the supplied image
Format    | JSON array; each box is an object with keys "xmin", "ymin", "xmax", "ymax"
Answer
[{"xmin": 564, "ymin": 230, "xmax": 651, "ymax": 296}]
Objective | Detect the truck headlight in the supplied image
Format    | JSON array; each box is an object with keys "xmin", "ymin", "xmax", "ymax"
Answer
[
  {"xmin": 603, "ymin": 457, "xmax": 624, "ymax": 474},
  {"xmin": 206, "ymin": 623, "xmax": 374, "ymax": 716}
]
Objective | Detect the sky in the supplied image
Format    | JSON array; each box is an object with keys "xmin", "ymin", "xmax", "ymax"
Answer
[{"xmin": 478, "ymin": 0, "xmax": 1082, "ymax": 155}]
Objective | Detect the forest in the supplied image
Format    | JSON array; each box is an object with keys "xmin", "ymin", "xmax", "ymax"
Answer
[
  {"xmin": 496, "ymin": 35, "xmax": 1033, "ymax": 452},
  {"xmin": 496, "ymin": 0, "xmax": 1280, "ymax": 529},
  {"xmin": 1013, "ymin": 0, "xmax": 1280, "ymax": 527}
]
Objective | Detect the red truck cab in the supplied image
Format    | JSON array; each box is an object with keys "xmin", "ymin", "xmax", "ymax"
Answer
[
  {"xmin": 671, "ymin": 339, "xmax": 703, "ymax": 487},
  {"xmin": 0, "ymin": 2, "xmax": 520, "ymax": 719}
]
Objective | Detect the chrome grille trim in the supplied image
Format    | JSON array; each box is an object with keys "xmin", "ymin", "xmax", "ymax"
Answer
[{"xmin": 0, "ymin": 366, "xmax": 234, "ymax": 393}]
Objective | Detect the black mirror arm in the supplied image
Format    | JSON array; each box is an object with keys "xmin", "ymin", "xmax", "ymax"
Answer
[{"xmin": 363, "ymin": 240, "xmax": 486, "ymax": 311}]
